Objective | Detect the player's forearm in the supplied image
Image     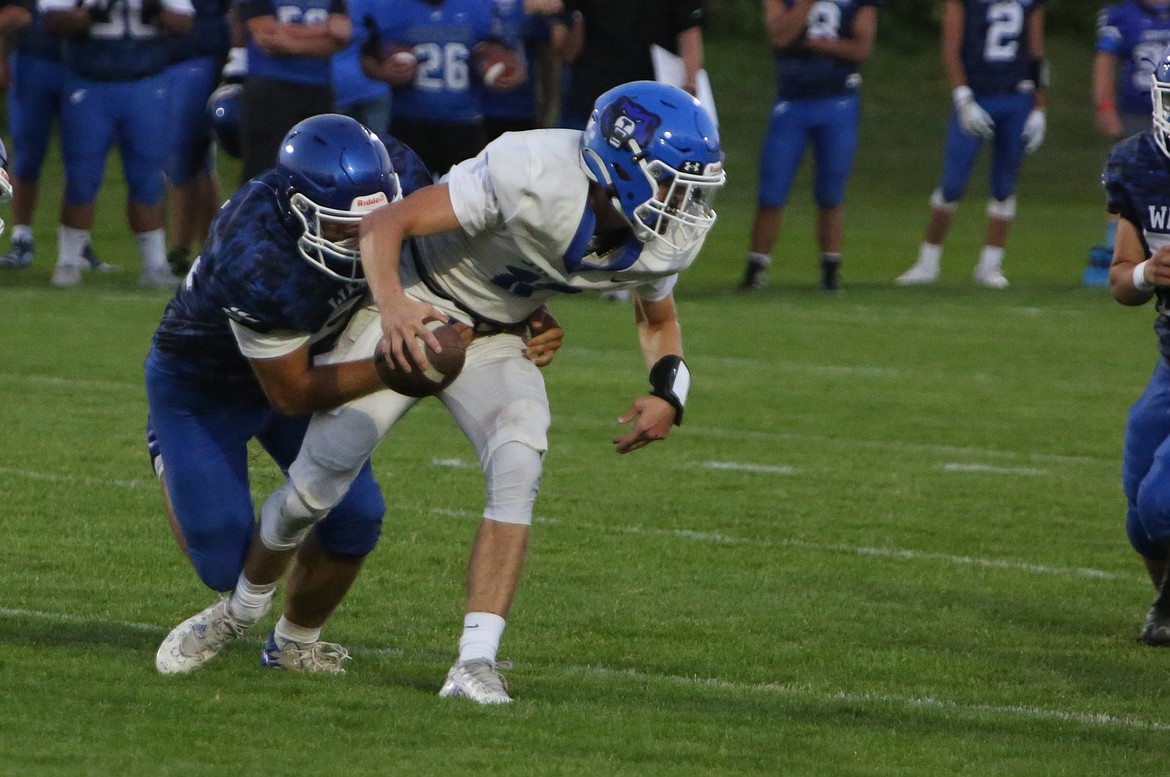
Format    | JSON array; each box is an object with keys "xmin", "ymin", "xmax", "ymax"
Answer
[
  {"xmin": 807, "ymin": 36, "xmax": 872, "ymax": 64},
  {"xmin": 1110, "ymin": 221, "xmax": 1156, "ymax": 306},
  {"xmin": 764, "ymin": 0, "xmax": 812, "ymax": 48},
  {"xmin": 633, "ymin": 296, "xmax": 683, "ymax": 368},
  {"xmin": 676, "ymin": 26, "xmax": 703, "ymax": 88},
  {"xmin": 1092, "ymin": 54, "xmax": 1118, "ymax": 109},
  {"xmin": 42, "ymin": 9, "xmax": 92, "ymax": 37},
  {"xmin": 159, "ymin": 9, "xmax": 194, "ymax": 36},
  {"xmin": 264, "ymin": 23, "xmax": 349, "ymax": 56}
]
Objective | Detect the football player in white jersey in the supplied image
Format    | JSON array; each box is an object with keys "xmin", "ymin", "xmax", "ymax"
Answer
[{"xmin": 254, "ymin": 80, "xmax": 725, "ymax": 702}]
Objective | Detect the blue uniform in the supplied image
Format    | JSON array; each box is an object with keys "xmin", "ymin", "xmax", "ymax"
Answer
[
  {"xmin": 937, "ymin": 0, "xmax": 1043, "ymax": 204},
  {"xmin": 369, "ymin": 0, "xmax": 494, "ymax": 123},
  {"xmin": 7, "ymin": 8, "xmax": 65, "ymax": 183},
  {"xmin": 39, "ymin": 0, "xmax": 195, "ymax": 206},
  {"xmin": 1097, "ymin": 1, "xmax": 1170, "ymax": 119},
  {"xmin": 331, "ymin": 0, "xmax": 391, "ymax": 131},
  {"xmin": 1105, "ymin": 132, "xmax": 1170, "ymax": 561},
  {"xmin": 144, "ymin": 137, "xmax": 431, "ymax": 592},
  {"xmin": 237, "ymin": 0, "xmax": 345, "ymax": 87},
  {"xmin": 166, "ymin": 0, "xmax": 231, "ymax": 184},
  {"xmin": 756, "ymin": 0, "xmax": 881, "ymax": 209},
  {"xmin": 479, "ymin": 0, "xmax": 544, "ymax": 130}
]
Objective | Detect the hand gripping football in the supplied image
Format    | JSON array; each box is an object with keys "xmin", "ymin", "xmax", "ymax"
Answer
[{"xmin": 374, "ymin": 319, "xmax": 467, "ymax": 397}]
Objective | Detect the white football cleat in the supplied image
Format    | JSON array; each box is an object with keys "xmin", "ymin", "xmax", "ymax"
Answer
[
  {"xmin": 260, "ymin": 630, "xmax": 350, "ymax": 674},
  {"xmin": 50, "ymin": 262, "xmax": 83, "ymax": 288},
  {"xmin": 156, "ymin": 598, "xmax": 254, "ymax": 674},
  {"xmin": 139, "ymin": 264, "xmax": 182, "ymax": 289},
  {"xmin": 439, "ymin": 659, "xmax": 513, "ymax": 704},
  {"xmin": 895, "ymin": 260, "xmax": 939, "ymax": 286},
  {"xmin": 973, "ymin": 264, "xmax": 1009, "ymax": 289}
]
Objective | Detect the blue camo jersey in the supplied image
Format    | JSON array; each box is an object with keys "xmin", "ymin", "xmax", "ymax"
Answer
[
  {"xmin": 169, "ymin": 0, "xmax": 231, "ymax": 63},
  {"xmin": 236, "ymin": 0, "xmax": 346, "ymax": 86},
  {"xmin": 369, "ymin": 0, "xmax": 495, "ymax": 123},
  {"xmin": 960, "ymin": 0, "xmax": 1045, "ymax": 96},
  {"xmin": 151, "ymin": 138, "xmax": 432, "ymax": 396},
  {"xmin": 1097, "ymin": 1, "xmax": 1170, "ymax": 116},
  {"xmin": 773, "ymin": 0, "xmax": 884, "ymax": 100},
  {"xmin": 1104, "ymin": 132, "xmax": 1170, "ymax": 357}
]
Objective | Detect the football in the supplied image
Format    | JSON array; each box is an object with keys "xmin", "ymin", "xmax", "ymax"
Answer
[
  {"xmin": 472, "ymin": 41, "xmax": 523, "ymax": 89},
  {"xmin": 374, "ymin": 319, "xmax": 467, "ymax": 397}
]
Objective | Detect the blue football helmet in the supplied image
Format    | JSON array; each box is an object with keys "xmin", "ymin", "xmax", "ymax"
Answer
[
  {"xmin": 277, "ymin": 114, "xmax": 401, "ymax": 282},
  {"xmin": 580, "ymin": 81, "xmax": 725, "ymax": 253},
  {"xmin": 206, "ymin": 83, "xmax": 243, "ymax": 159}
]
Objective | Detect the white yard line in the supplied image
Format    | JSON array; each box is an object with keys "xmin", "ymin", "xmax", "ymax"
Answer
[
  {"xmin": 0, "ymin": 605, "xmax": 1161, "ymax": 734},
  {"xmin": 942, "ymin": 462, "xmax": 1049, "ymax": 476}
]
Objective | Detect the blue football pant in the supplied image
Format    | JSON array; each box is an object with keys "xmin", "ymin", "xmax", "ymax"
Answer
[
  {"xmin": 756, "ymin": 92, "xmax": 860, "ymax": 209},
  {"xmin": 1124, "ymin": 357, "xmax": 1170, "ymax": 561},
  {"xmin": 937, "ymin": 92, "xmax": 1033, "ymax": 204}
]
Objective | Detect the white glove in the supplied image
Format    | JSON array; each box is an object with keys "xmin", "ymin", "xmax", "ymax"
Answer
[
  {"xmin": 1021, "ymin": 108, "xmax": 1046, "ymax": 153},
  {"xmin": 953, "ymin": 86, "xmax": 994, "ymax": 139}
]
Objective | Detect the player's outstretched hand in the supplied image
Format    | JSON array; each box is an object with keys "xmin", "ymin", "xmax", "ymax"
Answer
[
  {"xmin": 612, "ymin": 395, "xmax": 676, "ymax": 454},
  {"xmin": 524, "ymin": 305, "xmax": 564, "ymax": 367},
  {"xmin": 1021, "ymin": 108, "xmax": 1046, "ymax": 154},
  {"xmin": 380, "ymin": 297, "xmax": 448, "ymax": 373}
]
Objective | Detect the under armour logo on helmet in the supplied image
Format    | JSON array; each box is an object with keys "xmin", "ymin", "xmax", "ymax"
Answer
[{"xmin": 680, "ymin": 161, "xmax": 703, "ymax": 174}]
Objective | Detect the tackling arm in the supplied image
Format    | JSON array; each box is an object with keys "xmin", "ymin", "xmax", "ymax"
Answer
[{"xmin": 248, "ymin": 345, "xmax": 384, "ymax": 416}]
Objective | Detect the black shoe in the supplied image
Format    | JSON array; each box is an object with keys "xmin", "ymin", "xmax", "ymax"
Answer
[
  {"xmin": 820, "ymin": 257, "xmax": 842, "ymax": 293},
  {"xmin": 1139, "ymin": 604, "xmax": 1170, "ymax": 646},
  {"xmin": 167, "ymin": 247, "xmax": 191, "ymax": 276},
  {"xmin": 738, "ymin": 259, "xmax": 768, "ymax": 292}
]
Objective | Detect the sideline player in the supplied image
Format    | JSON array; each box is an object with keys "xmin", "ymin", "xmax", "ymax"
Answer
[
  {"xmin": 1105, "ymin": 44, "xmax": 1170, "ymax": 647},
  {"xmin": 253, "ymin": 81, "xmax": 724, "ymax": 702},
  {"xmin": 895, "ymin": 0, "xmax": 1046, "ymax": 289},
  {"xmin": 737, "ymin": 0, "xmax": 881, "ymax": 294}
]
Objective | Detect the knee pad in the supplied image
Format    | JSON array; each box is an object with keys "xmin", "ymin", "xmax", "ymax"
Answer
[
  {"xmin": 483, "ymin": 440, "xmax": 544, "ymax": 526},
  {"xmin": 986, "ymin": 196, "xmax": 1017, "ymax": 221},
  {"xmin": 313, "ymin": 469, "xmax": 385, "ymax": 557},
  {"xmin": 930, "ymin": 188, "xmax": 959, "ymax": 213},
  {"xmin": 259, "ymin": 480, "xmax": 329, "ymax": 552}
]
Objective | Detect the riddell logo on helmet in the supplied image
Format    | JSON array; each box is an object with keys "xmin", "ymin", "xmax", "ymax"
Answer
[{"xmin": 351, "ymin": 193, "xmax": 389, "ymax": 211}]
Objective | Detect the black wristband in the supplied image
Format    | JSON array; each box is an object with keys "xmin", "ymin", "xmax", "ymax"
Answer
[{"xmin": 649, "ymin": 355, "xmax": 690, "ymax": 426}]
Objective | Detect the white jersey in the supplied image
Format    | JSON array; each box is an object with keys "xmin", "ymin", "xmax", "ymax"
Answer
[{"xmin": 400, "ymin": 129, "xmax": 705, "ymax": 326}]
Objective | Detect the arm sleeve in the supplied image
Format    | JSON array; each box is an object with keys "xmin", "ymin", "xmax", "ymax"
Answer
[{"xmin": 229, "ymin": 318, "xmax": 311, "ymax": 359}]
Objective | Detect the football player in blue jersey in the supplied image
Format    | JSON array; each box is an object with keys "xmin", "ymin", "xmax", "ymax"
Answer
[
  {"xmin": 253, "ymin": 82, "xmax": 723, "ymax": 702},
  {"xmin": 162, "ymin": 0, "xmax": 232, "ymax": 276},
  {"xmin": 150, "ymin": 115, "xmax": 407, "ymax": 675},
  {"xmin": 38, "ymin": 0, "xmax": 195, "ymax": 288},
  {"xmin": 737, "ymin": 0, "xmax": 882, "ymax": 294},
  {"xmin": 1088, "ymin": 0, "xmax": 1170, "ymax": 286},
  {"xmin": 479, "ymin": 0, "xmax": 559, "ymax": 142},
  {"xmin": 331, "ymin": 0, "xmax": 392, "ymax": 134},
  {"xmin": 1106, "ymin": 44, "xmax": 1170, "ymax": 647},
  {"xmin": 0, "ymin": 2, "xmax": 113, "ymax": 273},
  {"xmin": 360, "ymin": 0, "xmax": 526, "ymax": 179},
  {"xmin": 235, "ymin": 0, "xmax": 350, "ymax": 183},
  {"xmin": 896, "ymin": 0, "xmax": 1047, "ymax": 290}
]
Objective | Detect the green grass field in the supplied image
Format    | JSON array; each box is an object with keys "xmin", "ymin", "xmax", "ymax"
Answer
[{"xmin": 3, "ymin": 32, "xmax": 1168, "ymax": 775}]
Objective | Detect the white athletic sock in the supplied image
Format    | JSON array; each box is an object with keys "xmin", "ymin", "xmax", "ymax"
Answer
[
  {"xmin": 136, "ymin": 228, "xmax": 167, "ymax": 271},
  {"xmin": 457, "ymin": 611, "xmax": 506, "ymax": 664},
  {"xmin": 917, "ymin": 242, "xmax": 941, "ymax": 269},
  {"xmin": 228, "ymin": 574, "xmax": 276, "ymax": 625},
  {"xmin": 274, "ymin": 615, "xmax": 321, "ymax": 647},
  {"xmin": 978, "ymin": 245, "xmax": 1004, "ymax": 271},
  {"xmin": 747, "ymin": 251, "xmax": 772, "ymax": 268},
  {"xmin": 12, "ymin": 225, "xmax": 32, "ymax": 243},
  {"xmin": 58, "ymin": 225, "xmax": 89, "ymax": 267}
]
